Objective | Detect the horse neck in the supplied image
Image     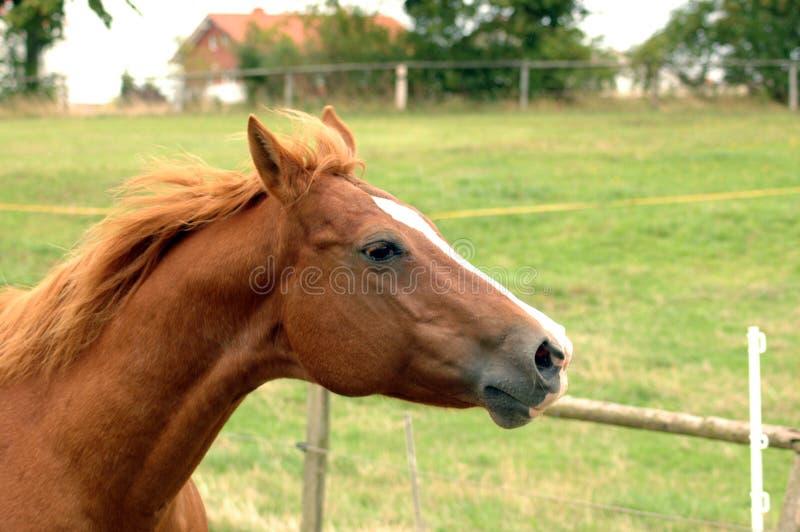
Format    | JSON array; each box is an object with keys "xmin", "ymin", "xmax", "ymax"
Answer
[{"xmin": 22, "ymin": 198, "xmax": 308, "ymax": 524}]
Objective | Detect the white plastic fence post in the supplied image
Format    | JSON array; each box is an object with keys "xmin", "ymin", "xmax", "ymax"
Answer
[
  {"xmin": 395, "ymin": 63, "xmax": 408, "ymax": 111},
  {"xmin": 748, "ymin": 326, "xmax": 769, "ymax": 532}
]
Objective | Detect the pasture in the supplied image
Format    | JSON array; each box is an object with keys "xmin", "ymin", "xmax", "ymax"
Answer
[{"xmin": 1, "ymin": 107, "xmax": 798, "ymax": 530}]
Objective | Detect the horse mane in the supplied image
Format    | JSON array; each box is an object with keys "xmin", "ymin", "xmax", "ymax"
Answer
[{"xmin": 0, "ymin": 110, "xmax": 362, "ymax": 382}]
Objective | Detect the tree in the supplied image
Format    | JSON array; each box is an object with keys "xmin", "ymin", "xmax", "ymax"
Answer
[
  {"xmin": 119, "ymin": 69, "xmax": 135, "ymax": 100},
  {"xmin": 119, "ymin": 70, "xmax": 165, "ymax": 104},
  {"xmin": 403, "ymin": 0, "xmax": 612, "ymax": 100},
  {"xmin": 631, "ymin": 0, "xmax": 800, "ymax": 102},
  {"xmin": 0, "ymin": 0, "xmax": 137, "ymax": 93},
  {"xmin": 628, "ymin": 3, "xmax": 719, "ymax": 93},
  {"xmin": 405, "ymin": 0, "xmax": 590, "ymax": 59},
  {"xmin": 304, "ymin": 3, "xmax": 405, "ymax": 64},
  {"xmin": 237, "ymin": 2, "xmax": 405, "ymax": 104},
  {"xmin": 237, "ymin": 24, "xmax": 304, "ymax": 105}
]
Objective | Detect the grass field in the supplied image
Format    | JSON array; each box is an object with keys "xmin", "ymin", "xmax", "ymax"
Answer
[{"xmin": 1, "ymin": 106, "xmax": 799, "ymax": 531}]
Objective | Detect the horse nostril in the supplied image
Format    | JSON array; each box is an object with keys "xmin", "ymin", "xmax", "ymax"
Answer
[
  {"xmin": 534, "ymin": 339, "xmax": 566, "ymax": 374},
  {"xmin": 534, "ymin": 341, "xmax": 553, "ymax": 371}
]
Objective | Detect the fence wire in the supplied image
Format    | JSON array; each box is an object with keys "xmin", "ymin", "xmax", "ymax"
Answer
[
  {"xmin": 216, "ymin": 431, "xmax": 752, "ymax": 531},
  {"xmin": 6, "ymin": 58, "xmax": 795, "ymax": 112}
]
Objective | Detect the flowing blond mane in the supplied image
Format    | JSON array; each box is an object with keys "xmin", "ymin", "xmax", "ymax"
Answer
[{"xmin": 0, "ymin": 110, "xmax": 362, "ymax": 382}]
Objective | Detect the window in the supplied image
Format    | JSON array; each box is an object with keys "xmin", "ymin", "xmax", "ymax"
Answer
[{"xmin": 208, "ymin": 35, "xmax": 218, "ymax": 52}]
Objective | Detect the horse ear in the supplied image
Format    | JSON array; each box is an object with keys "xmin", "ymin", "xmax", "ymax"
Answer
[
  {"xmin": 321, "ymin": 105, "xmax": 356, "ymax": 154},
  {"xmin": 247, "ymin": 114, "xmax": 303, "ymax": 204}
]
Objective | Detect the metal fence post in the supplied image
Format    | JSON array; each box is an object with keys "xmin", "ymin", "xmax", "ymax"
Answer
[
  {"xmin": 789, "ymin": 61, "xmax": 798, "ymax": 112},
  {"xmin": 284, "ymin": 73, "xmax": 295, "ymax": 108},
  {"xmin": 395, "ymin": 63, "xmax": 408, "ymax": 111},
  {"xmin": 300, "ymin": 384, "xmax": 330, "ymax": 532},
  {"xmin": 519, "ymin": 60, "xmax": 529, "ymax": 110}
]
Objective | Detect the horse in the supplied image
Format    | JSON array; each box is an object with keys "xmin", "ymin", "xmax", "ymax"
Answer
[{"xmin": 0, "ymin": 107, "xmax": 572, "ymax": 530}]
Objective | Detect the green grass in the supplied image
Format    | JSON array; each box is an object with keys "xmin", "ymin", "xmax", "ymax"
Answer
[{"xmin": 1, "ymin": 107, "xmax": 799, "ymax": 530}]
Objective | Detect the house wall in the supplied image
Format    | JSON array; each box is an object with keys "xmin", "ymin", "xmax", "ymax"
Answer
[
  {"xmin": 183, "ymin": 25, "xmax": 238, "ymax": 73},
  {"xmin": 178, "ymin": 24, "xmax": 246, "ymax": 107}
]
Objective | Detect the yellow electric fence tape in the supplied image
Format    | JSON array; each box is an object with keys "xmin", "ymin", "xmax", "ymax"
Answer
[
  {"xmin": 1, "ymin": 186, "xmax": 799, "ymax": 220},
  {"xmin": 0, "ymin": 203, "xmax": 112, "ymax": 216},
  {"xmin": 429, "ymin": 186, "xmax": 800, "ymax": 221}
]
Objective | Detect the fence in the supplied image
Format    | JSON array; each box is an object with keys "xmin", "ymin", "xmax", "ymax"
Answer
[
  {"xmin": 6, "ymin": 58, "xmax": 797, "ymax": 114},
  {"xmin": 0, "ymin": 74, "xmax": 69, "ymax": 113},
  {"xmin": 169, "ymin": 58, "xmax": 800, "ymax": 112},
  {"xmin": 293, "ymin": 388, "xmax": 800, "ymax": 531},
  {"xmin": 293, "ymin": 326, "xmax": 800, "ymax": 532}
]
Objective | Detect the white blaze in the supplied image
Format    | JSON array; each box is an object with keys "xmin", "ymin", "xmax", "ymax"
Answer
[{"xmin": 371, "ymin": 196, "xmax": 572, "ymax": 356}]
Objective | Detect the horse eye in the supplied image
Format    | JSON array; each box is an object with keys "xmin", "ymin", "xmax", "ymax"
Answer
[{"xmin": 362, "ymin": 241, "xmax": 402, "ymax": 262}]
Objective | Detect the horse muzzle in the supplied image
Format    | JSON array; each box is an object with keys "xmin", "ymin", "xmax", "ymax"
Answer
[{"xmin": 479, "ymin": 336, "xmax": 571, "ymax": 429}]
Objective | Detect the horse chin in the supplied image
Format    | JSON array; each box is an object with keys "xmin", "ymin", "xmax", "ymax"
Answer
[
  {"xmin": 482, "ymin": 387, "xmax": 533, "ymax": 429},
  {"xmin": 487, "ymin": 408, "xmax": 532, "ymax": 429}
]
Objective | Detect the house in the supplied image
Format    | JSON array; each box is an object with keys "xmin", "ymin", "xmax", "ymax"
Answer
[{"xmin": 172, "ymin": 8, "xmax": 404, "ymax": 106}]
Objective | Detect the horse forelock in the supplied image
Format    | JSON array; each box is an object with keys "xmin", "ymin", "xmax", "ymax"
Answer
[
  {"xmin": 272, "ymin": 108, "xmax": 364, "ymax": 183},
  {"xmin": 0, "ymin": 110, "xmax": 358, "ymax": 382}
]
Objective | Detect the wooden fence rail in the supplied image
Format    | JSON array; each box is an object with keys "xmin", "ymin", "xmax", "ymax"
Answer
[
  {"xmin": 173, "ymin": 58, "xmax": 800, "ymax": 111},
  {"xmin": 545, "ymin": 396, "xmax": 800, "ymax": 531},
  {"xmin": 300, "ymin": 390, "xmax": 800, "ymax": 530},
  {"xmin": 545, "ymin": 396, "xmax": 800, "ymax": 451},
  {"xmin": 302, "ymin": 385, "xmax": 800, "ymax": 532}
]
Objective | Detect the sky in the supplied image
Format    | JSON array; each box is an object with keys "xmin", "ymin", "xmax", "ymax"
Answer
[{"xmin": 43, "ymin": 0, "xmax": 689, "ymax": 104}]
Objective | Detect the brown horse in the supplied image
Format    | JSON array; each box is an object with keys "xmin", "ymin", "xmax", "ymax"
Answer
[{"xmin": 0, "ymin": 108, "xmax": 572, "ymax": 530}]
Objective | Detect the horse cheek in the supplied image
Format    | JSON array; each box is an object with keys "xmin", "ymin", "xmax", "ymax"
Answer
[{"xmin": 283, "ymin": 291, "xmax": 386, "ymax": 396}]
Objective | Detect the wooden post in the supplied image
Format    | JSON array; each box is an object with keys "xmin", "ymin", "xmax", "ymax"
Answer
[
  {"xmin": 174, "ymin": 77, "xmax": 184, "ymax": 113},
  {"xmin": 404, "ymin": 413, "xmax": 425, "ymax": 532},
  {"xmin": 284, "ymin": 73, "xmax": 295, "ymax": 109},
  {"xmin": 789, "ymin": 62, "xmax": 798, "ymax": 112},
  {"xmin": 58, "ymin": 75, "xmax": 69, "ymax": 114},
  {"xmin": 650, "ymin": 66, "xmax": 660, "ymax": 109},
  {"xmin": 519, "ymin": 60, "xmax": 529, "ymax": 111},
  {"xmin": 778, "ymin": 453, "xmax": 800, "ymax": 532},
  {"xmin": 300, "ymin": 384, "xmax": 330, "ymax": 532},
  {"xmin": 395, "ymin": 63, "xmax": 408, "ymax": 111}
]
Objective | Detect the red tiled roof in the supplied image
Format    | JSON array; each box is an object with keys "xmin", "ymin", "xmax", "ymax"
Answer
[
  {"xmin": 206, "ymin": 8, "xmax": 404, "ymax": 45},
  {"xmin": 370, "ymin": 15, "xmax": 406, "ymax": 37},
  {"xmin": 207, "ymin": 9, "xmax": 306, "ymax": 45}
]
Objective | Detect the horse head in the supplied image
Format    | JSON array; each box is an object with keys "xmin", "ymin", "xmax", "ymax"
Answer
[{"xmin": 248, "ymin": 108, "xmax": 572, "ymax": 429}]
